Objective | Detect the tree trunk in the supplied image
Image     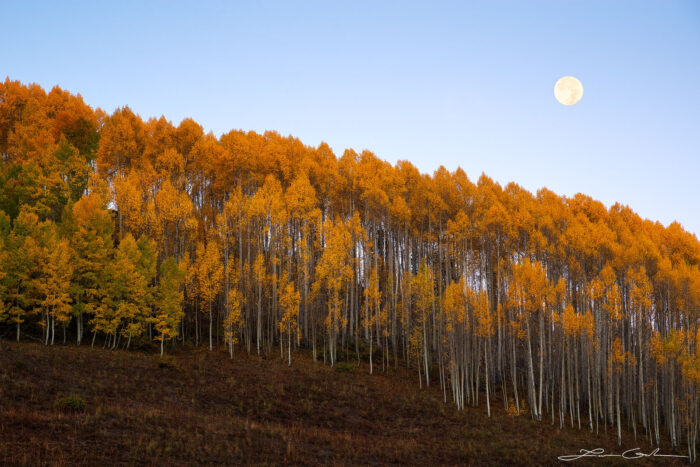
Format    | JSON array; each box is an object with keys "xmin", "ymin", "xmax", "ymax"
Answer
[
  {"xmin": 369, "ymin": 333, "xmax": 373, "ymax": 375},
  {"xmin": 485, "ymin": 338, "xmax": 491, "ymax": 418},
  {"xmin": 209, "ymin": 303, "xmax": 213, "ymax": 351}
]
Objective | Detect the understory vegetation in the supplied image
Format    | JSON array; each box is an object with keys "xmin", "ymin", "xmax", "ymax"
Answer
[{"xmin": 0, "ymin": 341, "xmax": 689, "ymax": 465}]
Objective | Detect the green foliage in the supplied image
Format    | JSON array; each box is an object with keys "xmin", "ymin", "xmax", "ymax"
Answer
[
  {"xmin": 2, "ymin": 208, "xmax": 43, "ymax": 336},
  {"xmin": 335, "ymin": 361, "xmax": 355, "ymax": 373},
  {"xmin": 0, "ymin": 210, "xmax": 10, "ymax": 238},
  {"xmin": 69, "ymin": 193, "xmax": 114, "ymax": 343},
  {"xmin": 154, "ymin": 257, "xmax": 185, "ymax": 346},
  {"xmin": 54, "ymin": 395, "xmax": 86, "ymax": 412}
]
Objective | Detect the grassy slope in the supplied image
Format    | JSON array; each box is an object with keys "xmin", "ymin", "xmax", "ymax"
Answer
[{"xmin": 0, "ymin": 341, "xmax": 687, "ymax": 466}]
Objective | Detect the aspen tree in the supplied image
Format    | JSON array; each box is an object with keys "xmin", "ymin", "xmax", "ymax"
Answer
[
  {"xmin": 278, "ymin": 275, "xmax": 301, "ymax": 365},
  {"xmin": 313, "ymin": 218, "xmax": 352, "ymax": 366},
  {"xmin": 363, "ymin": 265, "xmax": 380, "ymax": 374},
  {"xmin": 442, "ymin": 279, "xmax": 467, "ymax": 409},
  {"xmin": 194, "ymin": 241, "xmax": 223, "ymax": 351},
  {"xmin": 252, "ymin": 252, "xmax": 266, "ymax": 355},
  {"xmin": 413, "ymin": 260, "xmax": 434, "ymax": 387},
  {"xmin": 509, "ymin": 258, "xmax": 547, "ymax": 420},
  {"xmin": 225, "ymin": 287, "xmax": 244, "ymax": 358},
  {"xmin": 69, "ymin": 193, "xmax": 113, "ymax": 346},
  {"xmin": 471, "ymin": 288, "xmax": 493, "ymax": 416},
  {"xmin": 155, "ymin": 257, "xmax": 185, "ymax": 356},
  {"xmin": 39, "ymin": 233, "xmax": 73, "ymax": 344},
  {"xmin": 3, "ymin": 209, "xmax": 42, "ymax": 341}
]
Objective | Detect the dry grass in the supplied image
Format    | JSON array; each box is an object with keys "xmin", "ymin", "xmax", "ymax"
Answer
[{"xmin": 0, "ymin": 340, "xmax": 687, "ymax": 465}]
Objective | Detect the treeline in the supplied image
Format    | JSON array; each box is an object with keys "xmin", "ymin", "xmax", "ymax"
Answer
[{"xmin": 0, "ymin": 79, "xmax": 698, "ymax": 459}]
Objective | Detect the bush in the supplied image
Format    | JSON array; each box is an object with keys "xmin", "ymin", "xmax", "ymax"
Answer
[
  {"xmin": 158, "ymin": 356, "xmax": 180, "ymax": 371},
  {"xmin": 335, "ymin": 361, "xmax": 355, "ymax": 373},
  {"xmin": 129, "ymin": 335, "xmax": 155, "ymax": 352},
  {"xmin": 54, "ymin": 396, "xmax": 86, "ymax": 412},
  {"xmin": 336, "ymin": 340, "xmax": 380, "ymax": 364}
]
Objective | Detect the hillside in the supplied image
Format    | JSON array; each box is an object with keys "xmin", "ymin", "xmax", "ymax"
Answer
[
  {"xmin": 0, "ymin": 341, "xmax": 687, "ymax": 465},
  {"xmin": 0, "ymin": 79, "xmax": 699, "ymax": 462}
]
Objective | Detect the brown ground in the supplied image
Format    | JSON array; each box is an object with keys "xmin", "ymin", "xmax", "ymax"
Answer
[{"xmin": 0, "ymin": 340, "xmax": 688, "ymax": 465}]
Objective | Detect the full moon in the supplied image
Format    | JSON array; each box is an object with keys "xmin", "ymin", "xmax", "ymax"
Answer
[{"xmin": 554, "ymin": 76, "xmax": 583, "ymax": 106}]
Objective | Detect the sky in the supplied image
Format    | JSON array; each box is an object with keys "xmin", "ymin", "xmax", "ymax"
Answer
[{"xmin": 3, "ymin": 0, "xmax": 699, "ymax": 236}]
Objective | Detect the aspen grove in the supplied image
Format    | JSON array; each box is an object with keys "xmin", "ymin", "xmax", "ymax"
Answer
[{"xmin": 1, "ymin": 80, "xmax": 698, "ymax": 459}]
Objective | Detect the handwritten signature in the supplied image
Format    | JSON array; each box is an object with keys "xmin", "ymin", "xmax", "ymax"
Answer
[{"xmin": 558, "ymin": 447, "xmax": 689, "ymax": 462}]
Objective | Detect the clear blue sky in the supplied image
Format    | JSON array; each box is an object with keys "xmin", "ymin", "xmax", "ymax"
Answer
[{"xmin": 3, "ymin": 1, "xmax": 699, "ymax": 235}]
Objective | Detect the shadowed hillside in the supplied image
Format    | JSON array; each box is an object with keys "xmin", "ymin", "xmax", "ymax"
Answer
[{"xmin": 0, "ymin": 341, "xmax": 687, "ymax": 466}]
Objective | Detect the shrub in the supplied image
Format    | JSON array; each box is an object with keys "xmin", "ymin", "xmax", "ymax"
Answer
[
  {"xmin": 55, "ymin": 396, "xmax": 86, "ymax": 412},
  {"xmin": 158, "ymin": 356, "xmax": 180, "ymax": 371},
  {"xmin": 335, "ymin": 361, "xmax": 355, "ymax": 373},
  {"xmin": 506, "ymin": 397, "xmax": 529, "ymax": 417},
  {"xmin": 130, "ymin": 335, "xmax": 155, "ymax": 352}
]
